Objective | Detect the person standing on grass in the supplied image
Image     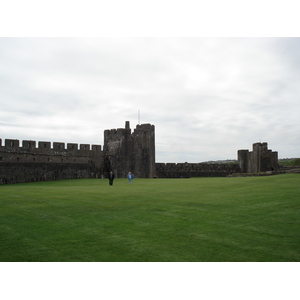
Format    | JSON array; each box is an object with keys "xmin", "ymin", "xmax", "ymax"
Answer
[
  {"xmin": 127, "ymin": 172, "xmax": 134, "ymax": 183},
  {"xmin": 108, "ymin": 171, "xmax": 115, "ymax": 186}
]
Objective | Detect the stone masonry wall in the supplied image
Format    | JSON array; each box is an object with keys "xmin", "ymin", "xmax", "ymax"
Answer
[
  {"xmin": 0, "ymin": 138, "xmax": 103, "ymax": 184},
  {"xmin": 0, "ymin": 129, "xmax": 281, "ymax": 184},
  {"xmin": 155, "ymin": 162, "xmax": 241, "ymax": 178},
  {"xmin": 132, "ymin": 123, "xmax": 155, "ymax": 178},
  {"xmin": 103, "ymin": 121, "xmax": 134, "ymax": 178}
]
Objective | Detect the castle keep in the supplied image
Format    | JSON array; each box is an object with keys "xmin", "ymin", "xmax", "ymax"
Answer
[
  {"xmin": 238, "ymin": 142, "xmax": 279, "ymax": 173},
  {"xmin": 103, "ymin": 121, "xmax": 155, "ymax": 178},
  {"xmin": 0, "ymin": 121, "xmax": 279, "ymax": 184}
]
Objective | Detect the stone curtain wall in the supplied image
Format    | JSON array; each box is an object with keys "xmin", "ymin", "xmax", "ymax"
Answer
[
  {"xmin": 0, "ymin": 162, "xmax": 97, "ymax": 184},
  {"xmin": 0, "ymin": 129, "xmax": 281, "ymax": 184},
  {"xmin": 155, "ymin": 162, "xmax": 241, "ymax": 178},
  {"xmin": 0, "ymin": 138, "xmax": 103, "ymax": 184}
]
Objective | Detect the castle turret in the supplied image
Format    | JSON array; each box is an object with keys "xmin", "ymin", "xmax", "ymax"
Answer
[
  {"xmin": 238, "ymin": 142, "xmax": 279, "ymax": 173},
  {"xmin": 237, "ymin": 149, "xmax": 249, "ymax": 173},
  {"xmin": 103, "ymin": 121, "xmax": 155, "ymax": 178},
  {"xmin": 132, "ymin": 123, "xmax": 155, "ymax": 178}
]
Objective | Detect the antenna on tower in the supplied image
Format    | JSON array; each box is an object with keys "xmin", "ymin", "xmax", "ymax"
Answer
[{"xmin": 138, "ymin": 109, "xmax": 140, "ymax": 125}]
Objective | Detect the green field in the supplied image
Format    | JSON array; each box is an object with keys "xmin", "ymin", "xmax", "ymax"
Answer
[{"xmin": 0, "ymin": 174, "xmax": 299, "ymax": 262}]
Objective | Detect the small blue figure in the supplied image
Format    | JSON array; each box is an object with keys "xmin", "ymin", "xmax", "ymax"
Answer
[{"xmin": 127, "ymin": 172, "xmax": 134, "ymax": 183}]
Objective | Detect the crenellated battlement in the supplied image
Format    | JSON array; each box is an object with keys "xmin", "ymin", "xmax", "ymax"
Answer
[
  {"xmin": 134, "ymin": 123, "xmax": 154, "ymax": 132},
  {"xmin": 104, "ymin": 127, "xmax": 131, "ymax": 137},
  {"xmin": 0, "ymin": 138, "xmax": 103, "ymax": 180},
  {"xmin": 1, "ymin": 139, "xmax": 101, "ymax": 152}
]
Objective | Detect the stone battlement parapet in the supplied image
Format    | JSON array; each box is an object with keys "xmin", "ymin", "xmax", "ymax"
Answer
[
  {"xmin": 104, "ymin": 127, "xmax": 131, "ymax": 137},
  {"xmin": 0, "ymin": 138, "xmax": 103, "ymax": 167},
  {"xmin": 1, "ymin": 139, "xmax": 101, "ymax": 152}
]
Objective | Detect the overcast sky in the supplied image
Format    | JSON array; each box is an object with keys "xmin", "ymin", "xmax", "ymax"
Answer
[{"xmin": 1, "ymin": 37, "xmax": 299, "ymax": 162}]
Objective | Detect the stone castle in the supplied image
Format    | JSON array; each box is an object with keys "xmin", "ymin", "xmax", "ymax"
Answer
[{"xmin": 0, "ymin": 121, "xmax": 279, "ymax": 184}]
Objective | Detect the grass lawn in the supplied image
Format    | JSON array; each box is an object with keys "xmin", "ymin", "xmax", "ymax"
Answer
[{"xmin": 0, "ymin": 174, "xmax": 299, "ymax": 261}]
